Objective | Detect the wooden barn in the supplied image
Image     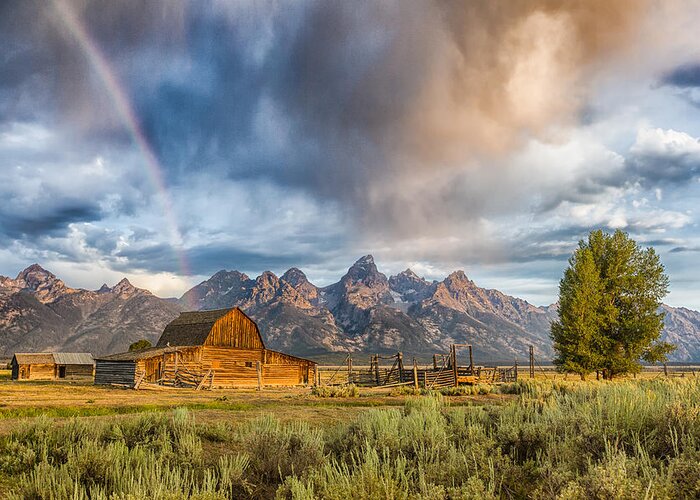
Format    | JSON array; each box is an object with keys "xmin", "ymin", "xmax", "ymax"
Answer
[
  {"xmin": 94, "ymin": 308, "xmax": 317, "ymax": 389},
  {"xmin": 11, "ymin": 352, "xmax": 95, "ymax": 381}
]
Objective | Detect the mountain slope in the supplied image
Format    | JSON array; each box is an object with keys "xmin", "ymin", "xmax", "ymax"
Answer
[
  {"xmin": 2, "ymin": 259, "xmax": 700, "ymax": 362},
  {"xmin": 0, "ymin": 266, "xmax": 182, "ymax": 356},
  {"xmin": 657, "ymin": 305, "xmax": 700, "ymax": 361}
]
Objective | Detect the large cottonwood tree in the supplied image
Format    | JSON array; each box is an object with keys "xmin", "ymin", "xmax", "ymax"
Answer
[{"xmin": 551, "ymin": 230, "xmax": 674, "ymax": 380}]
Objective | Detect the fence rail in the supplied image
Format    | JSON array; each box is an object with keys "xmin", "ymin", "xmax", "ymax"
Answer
[{"xmin": 317, "ymin": 355, "xmax": 519, "ymax": 389}]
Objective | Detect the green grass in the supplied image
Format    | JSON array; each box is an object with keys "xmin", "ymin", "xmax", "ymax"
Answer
[
  {"xmin": 2, "ymin": 379, "xmax": 700, "ymax": 498},
  {"xmin": 0, "ymin": 401, "xmax": 255, "ymax": 419}
]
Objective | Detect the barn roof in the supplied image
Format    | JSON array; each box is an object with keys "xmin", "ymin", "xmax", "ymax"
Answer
[
  {"xmin": 155, "ymin": 308, "xmax": 262, "ymax": 348},
  {"xmin": 12, "ymin": 352, "xmax": 94, "ymax": 365},
  {"xmin": 13, "ymin": 353, "xmax": 55, "ymax": 364},
  {"xmin": 52, "ymin": 353, "xmax": 94, "ymax": 365},
  {"xmin": 95, "ymin": 347, "xmax": 170, "ymax": 362}
]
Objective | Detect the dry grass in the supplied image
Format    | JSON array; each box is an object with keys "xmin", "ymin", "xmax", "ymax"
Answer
[{"xmin": 0, "ymin": 377, "xmax": 488, "ymax": 435}]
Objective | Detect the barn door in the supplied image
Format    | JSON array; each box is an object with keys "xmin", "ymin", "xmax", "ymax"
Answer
[{"xmin": 58, "ymin": 366, "xmax": 66, "ymax": 378}]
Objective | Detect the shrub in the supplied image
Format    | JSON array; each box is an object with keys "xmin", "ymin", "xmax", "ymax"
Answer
[
  {"xmin": 240, "ymin": 415, "xmax": 326, "ymax": 486},
  {"xmin": 4, "ymin": 379, "xmax": 700, "ymax": 498},
  {"xmin": 438, "ymin": 384, "xmax": 494, "ymax": 396},
  {"xmin": 311, "ymin": 384, "xmax": 359, "ymax": 398},
  {"xmin": 389, "ymin": 385, "xmax": 421, "ymax": 396}
]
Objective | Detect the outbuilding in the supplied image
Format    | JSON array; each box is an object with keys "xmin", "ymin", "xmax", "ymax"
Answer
[
  {"xmin": 11, "ymin": 352, "xmax": 95, "ymax": 380},
  {"xmin": 94, "ymin": 307, "xmax": 316, "ymax": 389}
]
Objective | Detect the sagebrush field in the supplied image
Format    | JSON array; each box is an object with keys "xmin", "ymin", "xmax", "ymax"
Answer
[{"xmin": 1, "ymin": 373, "xmax": 700, "ymax": 498}]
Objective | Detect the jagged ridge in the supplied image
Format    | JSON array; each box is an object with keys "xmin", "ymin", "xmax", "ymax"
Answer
[{"xmin": 2, "ymin": 258, "xmax": 700, "ymax": 361}]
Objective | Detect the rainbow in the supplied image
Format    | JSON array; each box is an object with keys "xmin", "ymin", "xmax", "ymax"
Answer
[{"xmin": 50, "ymin": 0, "xmax": 192, "ymax": 279}]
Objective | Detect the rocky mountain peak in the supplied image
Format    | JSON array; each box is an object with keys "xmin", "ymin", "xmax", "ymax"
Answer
[
  {"xmin": 442, "ymin": 270, "xmax": 480, "ymax": 293},
  {"xmin": 357, "ymin": 254, "xmax": 375, "ymax": 264},
  {"xmin": 247, "ymin": 271, "xmax": 314, "ymax": 310},
  {"xmin": 97, "ymin": 284, "xmax": 111, "ymax": 293},
  {"xmin": 211, "ymin": 269, "xmax": 249, "ymax": 282},
  {"xmin": 16, "ymin": 264, "xmax": 58, "ymax": 288},
  {"xmin": 14, "ymin": 263, "xmax": 69, "ymax": 303},
  {"xmin": 249, "ymin": 271, "xmax": 281, "ymax": 303},
  {"xmin": 322, "ymin": 255, "xmax": 393, "ymax": 317},
  {"xmin": 281, "ymin": 267, "xmax": 320, "ymax": 305},
  {"xmin": 445, "ymin": 270, "xmax": 469, "ymax": 283},
  {"xmin": 111, "ymin": 278, "xmax": 140, "ymax": 298},
  {"xmin": 391, "ymin": 268, "xmax": 425, "ymax": 283},
  {"xmin": 343, "ymin": 254, "xmax": 387, "ymax": 287},
  {"xmin": 281, "ymin": 268, "xmax": 308, "ymax": 287},
  {"xmin": 400, "ymin": 268, "xmax": 419, "ymax": 279},
  {"xmin": 257, "ymin": 270, "xmax": 279, "ymax": 286},
  {"xmin": 389, "ymin": 268, "xmax": 435, "ymax": 304},
  {"xmin": 179, "ymin": 269, "xmax": 253, "ymax": 310}
]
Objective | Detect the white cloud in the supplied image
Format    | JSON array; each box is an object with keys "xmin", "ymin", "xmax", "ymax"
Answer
[{"xmin": 631, "ymin": 127, "xmax": 700, "ymax": 157}]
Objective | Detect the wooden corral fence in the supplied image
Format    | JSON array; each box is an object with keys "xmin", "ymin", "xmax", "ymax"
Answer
[{"xmin": 317, "ymin": 345, "xmax": 519, "ymax": 389}]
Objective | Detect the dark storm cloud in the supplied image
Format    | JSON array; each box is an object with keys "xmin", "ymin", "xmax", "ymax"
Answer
[
  {"xmin": 0, "ymin": 204, "xmax": 102, "ymax": 240},
  {"xmin": 662, "ymin": 63, "xmax": 700, "ymax": 88},
  {"xmin": 627, "ymin": 152, "xmax": 700, "ymax": 185},
  {"xmin": 0, "ymin": 0, "xmax": 663, "ymax": 278},
  {"xmin": 626, "ymin": 129, "xmax": 700, "ymax": 186},
  {"xmin": 115, "ymin": 242, "xmax": 320, "ymax": 276},
  {"xmin": 3, "ymin": 0, "xmax": 644, "ymax": 222},
  {"xmin": 506, "ymin": 221, "xmax": 687, "ymax": 264},
  {"xmin": 670, "ymin": 246, "xmax": 700, "ymax": 254}
]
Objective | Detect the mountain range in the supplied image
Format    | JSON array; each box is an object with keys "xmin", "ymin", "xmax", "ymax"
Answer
[{"xmin": 1, "ymin": 256, "xmax": 700, "ymax": 362}]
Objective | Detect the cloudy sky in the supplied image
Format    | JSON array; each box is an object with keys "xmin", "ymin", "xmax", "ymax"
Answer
[{"xmin": 2, "ymin": 0, "xmax": 700, "ymax": 307}]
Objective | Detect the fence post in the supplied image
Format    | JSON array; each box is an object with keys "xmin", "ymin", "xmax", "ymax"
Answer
[
  {"xmin": 256, "ymin": 361, "xmax": 262, "ymax": 391},
  {"xmin": 398, "ymin": 352, "xmax": 404, "ymax": 382},
  {"xmin": 529, "ymin": 345, "xmax": 535, "ymax": 379},
  {"xmin": 374, "ymin": 355, "xmax": 380, "ymax": 385},
  {"xmin": 663, "ymin": 363, "xmax": 668, "ymax": 377},
  {"xmin": 413, "ymin": 358, "xmax": 419, "ymax": 389},
  {"xmin": 514, "ymin": 359, "xmax": 518, "ymax": 382},
  {"xmin": 451, "ymin": 345, "xmax": 458, "ymax": 386},
  {"xmin": 347, "ymin": 356, "xmax": 353, "ymax": 384}
]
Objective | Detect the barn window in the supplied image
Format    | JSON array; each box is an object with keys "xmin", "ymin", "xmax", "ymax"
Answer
[{"xmin": 245, "ymin": 361, "xmax": 253, "ymax": 368}]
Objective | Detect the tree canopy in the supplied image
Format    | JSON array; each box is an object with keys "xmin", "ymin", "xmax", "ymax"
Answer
[
  {"xmin": 551, "ymin": 230, "xmax": 673, "ymax": 379},
  {"xmin": 128, "ymin": 339, "xmax": 152, "ymax": 352}
]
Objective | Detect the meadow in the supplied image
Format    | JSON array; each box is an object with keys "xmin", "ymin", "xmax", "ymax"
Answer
[{"xmin": 1, "ymin": 372, "xmax": 699, "ymax": 498}]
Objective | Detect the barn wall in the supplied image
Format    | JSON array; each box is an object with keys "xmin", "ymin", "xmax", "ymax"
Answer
[
  {"xmin": 11, "ymin": 360, "xmax": 19, "ymax": 380},
  {"xmin": 94, "ymin": 345, "xmax": 315, "ymax": 388},
  {"xmin": 94, "ymin": 361, "xmax": 136, "ymax": 385},
  {"xmin": 199, "ymin": 346, "xmax": 314, "ymax": 387},
  {"xmin": 265, "ymin": 350, "xmax": 315, "ymax": 385},
  {"xmin": 200, "ymin": 346, "xmax": 262, "ymax": 387},
  {"xmin": 154, "ymin": 347, "xmax": 203, "ymax": 383},
  {"xmin": 263, "ymin": 364, "xmax": 304, "ymax": 385},
  {"xmin": 63, "ymin": 364, "xmax": 94, "ymax": 378},
  {"xmin": 265, "ymin": 350, "xmax": 314, "ymax": 367},
  {"xmin": 205, "ymin": 310, "xmax": 264, "ymax": 349},
  {"xmin": 27, "ymin": 363, "xmax": 56, "ymax": 380}
]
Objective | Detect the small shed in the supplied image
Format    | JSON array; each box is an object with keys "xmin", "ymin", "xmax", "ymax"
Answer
[
  {"xmin": 11, "ymin": 352, "xmax": 94, "ymax": 380},
  {"xmin": 94, "ymin": 307, "xmax": 317, "ymax": 389}
]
